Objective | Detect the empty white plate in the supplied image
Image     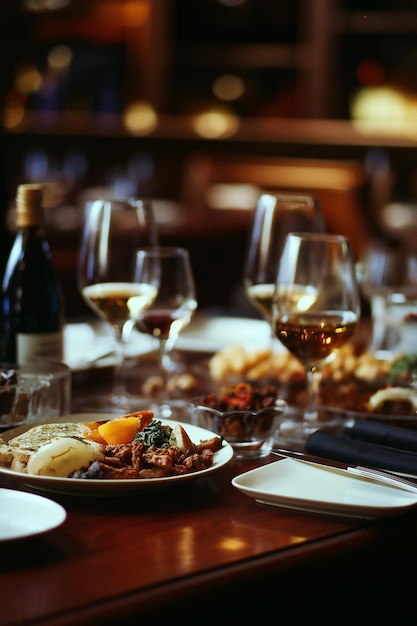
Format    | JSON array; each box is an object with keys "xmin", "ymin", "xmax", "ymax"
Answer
[
  {"xmin": 64, "ymin": 323, "xmax": 157, "ymax": 370},
  {"xmin": 176, "ymin": 315, "xmax": 272, "ymax": 352},
  {"xmin": 0, "ymin": 488, "xmax": 67, "ymax": 541},
  {"xmin": 232, "ymin": 457, "xmax": 417, "ymax": 519}
]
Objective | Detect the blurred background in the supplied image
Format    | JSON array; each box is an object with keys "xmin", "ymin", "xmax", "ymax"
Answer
[{"xmin": 2, "ymin": 0, "xmax": 417, "ymax": 318}]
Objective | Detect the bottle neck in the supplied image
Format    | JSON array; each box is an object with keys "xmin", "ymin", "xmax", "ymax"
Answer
[
  {"xmin": 15, "ymin": 213, "xmax": 45, "ymax": 230},
  {"xmin": 16, "ymin": 224, "xmax": 47, "ymax": 238},
  {"xmin": 15, "ymin": 183, "xmax": 45, "ymax": 228}
]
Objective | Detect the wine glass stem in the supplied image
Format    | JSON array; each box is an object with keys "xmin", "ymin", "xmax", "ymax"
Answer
[
  {"xmin": 157, "ymin": 338, "xmax": 171, "ymax": 401},
  {"xmin": 268, "ymin": 321, "xmax": 276, "ymax": 379},
  {"xmin": 304, "ymin": 365, "xmax": 322, "ymax": 424},
  {"xmin": 112, "ymin": 323, "xmax": 131, "ymax": 401}
]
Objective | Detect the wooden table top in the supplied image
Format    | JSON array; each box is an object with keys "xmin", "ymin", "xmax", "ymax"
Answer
[
  {"xmin": 2, "ymin": 447, "xmax": 417, "ymax": 625},
  {"xmin": 2, "ymin": 346, "xmax": 417, "ymax": 624}
]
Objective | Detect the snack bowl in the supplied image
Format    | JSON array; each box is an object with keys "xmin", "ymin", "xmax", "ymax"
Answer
[
  {"xmin": 0, "ymin": 358, "xmax": 71, "ymax": 430},
  {"xmin": 190, "ymin": 383, "xmax": 286, "ymax": 459}
]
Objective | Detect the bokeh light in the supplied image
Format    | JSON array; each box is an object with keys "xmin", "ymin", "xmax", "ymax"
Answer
[
  {"xmin": 213, "ymin": 74, "xmax": 245, "ymax": 102},
  {"xmin": 350, "ymin": 86, "xmax": 417, "ymax": 131},
  {"xmin": 123, "ymin": 101, "xmax": 158, "ymax": 135},
  {"xmin": 15, "ymin": 65, "xmax": 43, "ymax": 94},
  {"xmin": 191, "ymin": 107, "xmax": 240, "ymax": 138},
  {"xmin": 48, "ymin": 45, "xmax": 73, "ymax": 71}
]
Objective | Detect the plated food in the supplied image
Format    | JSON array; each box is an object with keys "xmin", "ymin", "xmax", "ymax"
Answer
[
  {"xmin": 191, "ymin": 382, "xmax": 286, "ymax": 459},
  {"xmin": 0, "ymin": 411, "xmax": 223, "ymax": 480},
  {"xmin": 208, "ymin": 342, "xmax": 389, "ymax": 385},
  {"xmin": 208, "ymin": 343, "xmax": 417, "ymax": 422},
  {"xmin": 4, "ymin": 422, "xmax": 105, "ymax": 476},
  {"xmin": 193, "ymin": 382, "xmax": 284, "ymax": 442}
]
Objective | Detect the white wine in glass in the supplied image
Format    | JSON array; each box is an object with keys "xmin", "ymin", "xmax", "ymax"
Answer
[
  {"xmin": 132, "ymin": 246, "xmax": 197, "ymax": 419},
  {"xmin": 273, "ymin": 233, "xmax": 360, "ymax": 442},
  {"xmin": 78, "ymin": 197, "xmax": 158, "ymax": 412},
  {"xmin": 244, "ymin": 193, "xmax": 325, "ymax": 324}
]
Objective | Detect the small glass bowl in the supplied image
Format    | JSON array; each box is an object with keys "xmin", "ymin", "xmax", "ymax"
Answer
[
  {"xmin": 191, "ymin": 397, "xmax": 286, "ymax": 459},
  {"xmin": 0, "ymin": 358, "xmax": 71, "ymax": 431}
]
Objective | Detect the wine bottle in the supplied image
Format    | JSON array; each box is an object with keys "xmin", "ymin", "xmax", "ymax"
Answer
[{"xmin": 1, "ymin": 183, "xmax": 64, "ymax": 363}]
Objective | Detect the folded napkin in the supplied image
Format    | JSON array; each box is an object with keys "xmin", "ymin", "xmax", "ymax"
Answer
[
  {"xmin": 305, "ymin": 425, "xmax": 417, "ymax": 475},
  {"xmin": 347, "ymin": 420, "xmax": 417, "ymax": 453}
]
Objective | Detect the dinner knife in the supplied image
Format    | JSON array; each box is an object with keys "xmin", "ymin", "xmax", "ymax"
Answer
[
  {"xmin": 272, "ymin": 448, "xmax": 417, "ymax": 494},
  {"xmin": 272, "ymin": 447, "xmax": 347, "ymax": 468}
]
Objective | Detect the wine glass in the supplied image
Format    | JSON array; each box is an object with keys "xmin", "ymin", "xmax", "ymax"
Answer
[
  {"xmin": 132, "ymin": 246, "xmax": 197, "ymax": 419},
  {"xmin": 273, "ymin": 233, "xmax": 360, "ymax": 443},
  {"xmin": 358, "ymin": 240, "xmax": 417, "ymax": 354},
  {"xmin": 77, "ymin": 197, "xmax": 158, "ymax": 412},
  {"xmin": 244, "ymin": 193, "xmax": 325, "ymax": 323},
  {"xmin": 243, "ymin": 193, "xmax": 326, "ymax": 371}
]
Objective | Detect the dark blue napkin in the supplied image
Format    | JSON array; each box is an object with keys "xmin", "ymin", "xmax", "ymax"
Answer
[
  {"xmin": 346, "ymin": 420, "xmax": 417, "ymax": 453},
  {"xmin": 305, "ymin": 424, "xmax": 417, "ymax": 475}
]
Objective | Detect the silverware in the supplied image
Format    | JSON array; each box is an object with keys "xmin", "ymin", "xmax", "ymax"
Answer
[
  {"xmin": 347, "ymin": 466, "xmax": 417, "ymax": 495},
  {"xmin": 272, "ymin": 449, "xmax": 417, "ymax": 494},
  {"xmin": 272, "ymin": 448, "xmax": 346, "ymax": 468}
]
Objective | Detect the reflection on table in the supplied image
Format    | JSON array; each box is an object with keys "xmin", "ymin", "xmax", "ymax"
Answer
[{"xmin": 3, "ymin": 315, "xmax": 417, "ymax": 624}]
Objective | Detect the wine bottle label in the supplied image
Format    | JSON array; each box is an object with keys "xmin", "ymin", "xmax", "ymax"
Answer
[{"xmin": 16, "ymin": 331, "xmax": 64, "ymax": 364}]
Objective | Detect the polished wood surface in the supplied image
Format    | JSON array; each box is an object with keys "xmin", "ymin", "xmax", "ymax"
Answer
[
  {"xmin": 2, "ymin": 351, "xmax": 417, "ymax": 624},
  {"xmin": 2, "ymin": 453, "xmax": 417, "ymax": 625}
]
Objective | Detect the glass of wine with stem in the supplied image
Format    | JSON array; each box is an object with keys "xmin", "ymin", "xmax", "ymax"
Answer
[
  {"xmin": 243, "ymin": 193, "xmax": 326, "ymax": 373},
  {"xmin": 77, "ymin": 197, "xmax": 158, "ymax": 413},
  {"xmin": 132, "ymin": 246, "xmax": 197, "ymax": 420},
  {"xmin": 273, "ymin": 232, "xmax": 360, "ymax": 444}
]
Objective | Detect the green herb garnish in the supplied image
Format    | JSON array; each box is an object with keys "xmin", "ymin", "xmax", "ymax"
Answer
[
  {"xmin": 134, "ymin": 419, "xmax": 171, "ymax": 449},
  {"xmin": 388, "ymin": 353, "xmax": 417, "ymax": 383}
]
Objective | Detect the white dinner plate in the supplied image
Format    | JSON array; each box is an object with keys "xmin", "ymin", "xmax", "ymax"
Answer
[
  {"xmin": 0, "ymin": 416, "xmax": 234, "ymax": 496},
  {"xmin": 64, "ymin": 315, "xmax": 273, "ymax": 369},
  {"xmin": 175, "ymin": 315, "xmax": 272, "ymax": 353},
  {"xmin": 64, "ymin": 323, "xmax": 157, "ymax": 370},
  {"xmin": 0, "ymin": 488, "xmax": 66, "ymax": 541},
  {"xmin": 232, "ymin": 457, "xmax": 417, "ymax": 519}
]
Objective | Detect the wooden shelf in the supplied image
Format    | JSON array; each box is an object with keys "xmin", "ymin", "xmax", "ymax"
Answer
[
  {"xmin": 4, "ymin": 1, "xmax": 417, "ymax": 123},
  {"xmin": 175, "ymin": 43, "xmax": 302, "ymax": 69},
  {"xmin": 338, "ymin": 10, "xmax": 417, "ymax": 33},
  {"xmin": 6, "ymin": 111, "xmax": 417, "ymax": 150}
]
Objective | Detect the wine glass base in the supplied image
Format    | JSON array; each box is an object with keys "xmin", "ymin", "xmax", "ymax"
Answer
[
  {"xmin": 72, "ymin": 392, "xmax": 151, "ymax": 416},
  {"xmin": 150, "ymin": 399, "xmax": 193, "ymax": 423},
  {"xmin": 274, "ymin": 405, "xmax": 344, "ymax": 451}
]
